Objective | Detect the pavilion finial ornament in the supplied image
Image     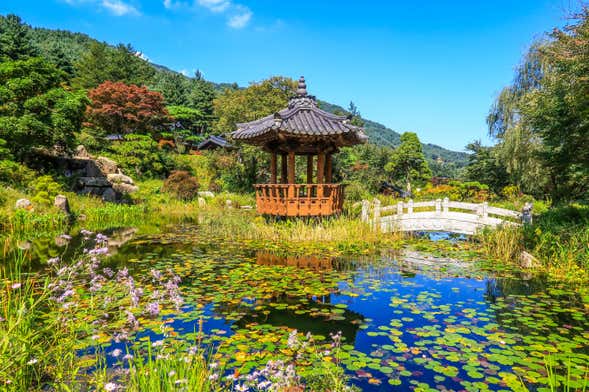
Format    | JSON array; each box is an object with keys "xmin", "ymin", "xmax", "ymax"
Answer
[{"xmin": 296, "ymin": 76, "xmax": 307, "ymax": 97}]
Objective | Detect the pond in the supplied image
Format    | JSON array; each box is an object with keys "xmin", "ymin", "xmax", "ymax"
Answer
[{"xmin": 12, "ymin": 225, "xmax": 589, "ymax": 391}]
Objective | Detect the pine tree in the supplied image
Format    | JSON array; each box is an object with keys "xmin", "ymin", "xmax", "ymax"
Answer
[
  {"xmin": 0, "ymin": 14, "xmax": 38, "ymax": 61},
  {"xmin": 385, "ymin": 132, "xmax": 432, "ymax": 194}
]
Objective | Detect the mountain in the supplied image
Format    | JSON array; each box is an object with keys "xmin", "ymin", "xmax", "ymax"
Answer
[
  {"xmin": 28, "ymin": 22, "xmax": 468, "ymax": 176},
  {"xmin": 318, "ymin": 101, "xmax": 469, "ymax": 177}
]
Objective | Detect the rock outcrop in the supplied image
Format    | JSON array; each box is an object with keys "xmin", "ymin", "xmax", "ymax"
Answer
[{"xmin": 69, "ymin": 145, "xmax": 138, "ymax": 202}]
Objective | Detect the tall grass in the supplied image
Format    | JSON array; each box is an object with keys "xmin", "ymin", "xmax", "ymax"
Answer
[
  {"xmin": 479, "ymin": 204, "xmax": 589, "ymax": 282},
  {"xmin": 83, "ymin": 204, "xmax": 148, "ymax": 230},
  {"xmin": 4, "ymin": 209, "xmax": 69, "ymax": 238},
  {"xmin": 0, "ymin": 249, "xmax": 79, "ymax": 391}
]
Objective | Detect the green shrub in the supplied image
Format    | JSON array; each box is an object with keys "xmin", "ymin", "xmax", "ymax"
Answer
[
  {"xmin": 162, "ymin": 170, "xmax": 199, "ymax": 201},
  {"xmin": 30, "ymin": 175, "xmax": 61, "ymax": 205},
  {"xmin": 0, "ymin": 160, "xmax": 35, "ymax": 188},
  {"xmin": 106, "ymin": 134, "xmax": 174, "ymax": 179}
]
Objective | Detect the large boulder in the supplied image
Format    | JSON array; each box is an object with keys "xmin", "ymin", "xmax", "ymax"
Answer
[
  {"xmin": 74, "ymin": 145, "xmax": 91, "ymax": 159},
  {"xmin": 107, "ymin": 173, "xmax": 134, "ymax": 185},
  {"xmin": 95, "ymin": 157, "xmax": 119, "ymax": 175},
  {"xmin": 112, "ymin": 182, "xmax": 139, "ymax": 195},
  {"xmin": 78, "ymin": 177, "xmax": 111, "ymax": 188},
  {"xmin": 102, "ymin": 188, "xmax": 117, "ymax": 202}
]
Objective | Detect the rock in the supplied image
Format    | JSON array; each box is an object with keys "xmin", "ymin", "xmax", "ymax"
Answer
[
  {"xmin": 102, "ymin": 188, "xmax": 117, "ymax": 202},
  {"xmin": 78, "ymin": 177, "xmax": 111, "ymax": 188},
  {"xmin": 520, "ymin": 251, "xmax": 539, "ymax": 269},
  {"xmin": 54, "ymin": 194, "xmax": 71, "ymax": 215},
  {"xmin": 15, "ymin": 199, "xmax": 32, "ymax": 210},
  {"xmin": 75, "ymin": 145, "xmax": 91, "ymax": 159},
  {"xmin": 112, "ymin": 182, "xmax": 139, "ymax": 194},
  {"xmin": 240, "ymin": 205, "xmax": 253, "ymax": 209},
  {"xmin": 226, "ymin": 199, "xmax": 233, "ymax": 209},
  {"xmin": 197, "ymin": 191, "xmax": 215, "ymax": 198},
  {"xmin": 95, "ymin": 156, "xmax": 119, "ymax": 175},
  {"xmin": 198, "ymin": 197, "xmax": 206, "ymax": 208},
  {"xmin": 107, "ymin": 173, "xmax": 134, "ymax": 185}
]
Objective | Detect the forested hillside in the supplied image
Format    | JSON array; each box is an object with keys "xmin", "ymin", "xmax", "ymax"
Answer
[{"xmin": 28, "ymin": 23, "xmax": 468, "ymax": 176}]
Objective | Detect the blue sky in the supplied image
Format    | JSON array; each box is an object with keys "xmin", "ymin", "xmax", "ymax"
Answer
[{"xmin": 1, "ymin": 0, "xmax": 582, "ymax": 151}]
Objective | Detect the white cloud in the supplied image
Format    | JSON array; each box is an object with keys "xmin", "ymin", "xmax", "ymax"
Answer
[
  {"xmin": 227, "ymin": 7, "xmax": 252, "ymax": 29},
  {"xmin": 62, "ymin": 0, "xmax": 140, "ymax": 16},
  {"xmin": 101, "ymin": 0, "xmax": 140, "ymax": 16},
  {"xmin": 197, "ymin": 0, "xmax": 231, "ymax": 13}
]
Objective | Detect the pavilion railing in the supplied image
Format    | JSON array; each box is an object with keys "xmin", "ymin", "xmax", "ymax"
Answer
[{"xmin": 254, "ymin": 184, "xmax": 344, "ymax": 216}]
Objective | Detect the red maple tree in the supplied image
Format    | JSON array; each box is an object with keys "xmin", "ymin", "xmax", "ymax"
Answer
[{"xmin": 85, "ymin": 81, "xmax": 169, "ymax": 136}]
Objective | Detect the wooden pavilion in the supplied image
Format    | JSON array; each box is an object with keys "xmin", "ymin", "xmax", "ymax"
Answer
[{"xmin": 231, "ymin": 76, "xmax": 367, "ymax": 217}]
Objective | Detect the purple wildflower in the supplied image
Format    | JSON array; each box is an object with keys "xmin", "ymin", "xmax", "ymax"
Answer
[{"xmin": 146, "ymin": 302, "xmax": 160, "ymax": 317}]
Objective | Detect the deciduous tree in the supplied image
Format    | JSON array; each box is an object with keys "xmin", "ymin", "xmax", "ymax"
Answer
[
  {"xmin": 0, "ymin": 57, "xmax": 87, "ymax": 160},
  {"xmin": 85, "ymin": 81, "xmax": 169, "ymax": 136}
]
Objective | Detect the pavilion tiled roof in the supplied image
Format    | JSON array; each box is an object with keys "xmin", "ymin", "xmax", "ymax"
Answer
[{"xmin": 231, "ymin": 77, "xmax": 367, "ymax": 147}]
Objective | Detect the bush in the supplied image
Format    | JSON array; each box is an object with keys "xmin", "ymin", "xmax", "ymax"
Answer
[
  {"xmin": 162, "ymin": 170, "xmax": 199, "ymax": 201},
  {"xmin": 0, "ymin": 160, "xmax": 35, "ymax": 188},
  {"xmin": 30, "ymin": 175, "xmax": 61, "ymax": 205},
  {"xmin": 106, "ymin": 134, "xmax": 174, "ymax": 179}
]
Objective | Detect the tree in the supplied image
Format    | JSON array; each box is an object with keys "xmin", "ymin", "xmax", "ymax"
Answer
[
  {"xmin": 0, "ymin": 14, "xmax": 38, "ymax": 61},
  {"xmin": 106, "ymin": 134, "xmax": 173, "ymax": 178},
  {"xmin": 85, "ymin": 81, "xmax": 169, "ymax": 137},
  {"xmin": 110, "ymin": 43, "xmax": 155, "ymax": 86},
  {"xmin": 74, "ymin": 41, "xmax": 113, "ymax": 88},
  {"xmin": 167, "ymin": 106, "xmax": 205, "ymax": 134},
  {"xmin": 462, "ymin": 141, "xmax": 509, "ymax": 193},
  {"xmin": 0, "ymin": 57, "xmax": 87, "ymax": 160},
  {"xmin": 488, "ymin": 8, "xmax": 589, "ymax": 200},
  {"xmin": 188, "ymin": 74, "xmax": 216, "ymax": 132},
  {"xmin": 74, "ymin": 42, "xmax": 154, "ymax": 88},
  {"xmin": 385, "ymin": 132, "xmax": 431, "ymax": 194},
  {"xmin": 150, "ymin": 71, "xmax": 191, "ymax": 106},
  {"xmin": 213, "ymin": 76, "xmax": 297, "ymax": 134}
]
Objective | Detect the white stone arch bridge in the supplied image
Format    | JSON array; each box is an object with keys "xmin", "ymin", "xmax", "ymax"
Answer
[{"xmin": 361, "ymin": 198, "xmax": 531, "ymax": 235}]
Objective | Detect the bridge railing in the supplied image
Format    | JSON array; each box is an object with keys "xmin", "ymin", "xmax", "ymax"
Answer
[{"xmin": 361, "ymin": 197, "xmax": 532, "ymax": 234}]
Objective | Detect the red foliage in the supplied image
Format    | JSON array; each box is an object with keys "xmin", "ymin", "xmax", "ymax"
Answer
[{"xmin": 85, "ymin": 81, "xmax": 169, "ymax": 135}]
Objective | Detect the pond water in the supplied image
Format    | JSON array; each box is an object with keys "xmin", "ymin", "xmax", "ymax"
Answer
[{"xmin": 10, "ymin": 225, "xmax": 589, "ymax": 391}]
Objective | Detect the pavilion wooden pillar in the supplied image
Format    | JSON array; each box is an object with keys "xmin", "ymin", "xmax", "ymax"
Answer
[
  {"xmin": 317, "ymin": 151, "xmax": 325, "ymax": 198},
  {"xmin": 287, "ymin": 151, "xmax": 296, "ymax": 198},
  {"xmin": 326, "ymin": 154, "xmax": 333, "ymax": 183},
  {"xmin": 270, "ymin": 152, "xmax": 277, "ymax": 184},
  {"xmin": 306, "ymin": 155, "xmax": 314, "ymax": 184},
  {"xmin": 281, "ymin": 153, "xmax": 288, "ymax": 184}
]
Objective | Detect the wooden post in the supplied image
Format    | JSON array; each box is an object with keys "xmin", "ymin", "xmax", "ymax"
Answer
[
  {"xmin": 325, "ymin": 154, "xmax": 332, "ymax": 183},
  {"xmin": 397, "ymin": 201, "xmax": 403, "ymax": 215},
  {"xmin": 287, "ymin": 151, "xmax": 295, "ymax": 184},
  {"xmin": 373, "ymin": 198, "xmax": 381, "ymax": 231},
  {"xmin": 361, "ymin": 200, "xmax": 370, "ymax": 223},
  {"xmin": 270, "ymin": 152, "xmax": 277, "ymax": 184},
  {"xmin": 306, "ymin": 155, "xmax": 313, "ymax": 184},
  {"xmin": 435, "ymin": 198, "xmax": 441, "ymax": 214},
  {"xmin": 317, "ymin": 151, "xmax": 325, "ymax": 198},
  {"xmin": 317, "ymin": 151, "xmax": 325, "ymax": 184},
  {"xmin": 443, "ymin": 197, "xmax": 449, "ymax": 213},
  {"xmin": 281, "ymin": 153, "xmax": 287, "ymax": 184},
  {"xmin": 482, "ymin": 202, "xmax": 488, "ymax": 219},
  {"xmin": 287, "ymin": 151, "xmax": 295, "ymax": 198},
  {"xmin": 407, "ymin": 199, "xmax": 414, "ymax": 214}
]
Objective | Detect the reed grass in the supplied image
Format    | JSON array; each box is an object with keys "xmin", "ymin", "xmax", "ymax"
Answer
[{"xmin": 0, "ymin": 249, "xmax": 80, "ymax": 391}]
